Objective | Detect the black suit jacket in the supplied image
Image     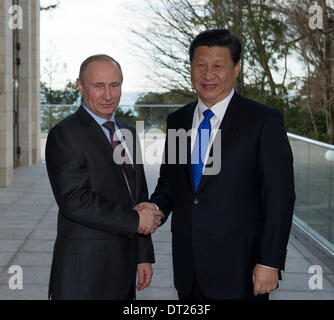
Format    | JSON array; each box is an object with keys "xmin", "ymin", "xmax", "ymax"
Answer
[
  {"xmin": 150, "ymin": 92, "xmax": 295, "ymax": 299},
  {"xmin": 45, "ymin": 106, "xmax": 154, "ymax": 300}
]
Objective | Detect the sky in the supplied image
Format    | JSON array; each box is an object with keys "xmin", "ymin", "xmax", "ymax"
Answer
[
  {"xmin": 40, "ymin": 0, "xmax": 305, "ymax": 94},
  {"xmin": 40, "ymin": 0, "xmax": 154, "ymax": 92}
]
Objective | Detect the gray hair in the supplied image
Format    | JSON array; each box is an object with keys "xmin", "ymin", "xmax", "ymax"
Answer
[{"xmin": 78, "ymin": 54, "xmax": 123, "ymax": 83}]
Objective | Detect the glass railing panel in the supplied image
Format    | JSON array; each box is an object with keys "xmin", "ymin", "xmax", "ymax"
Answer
[
  {"xmin": 288, "ymin": 133, "xmax": 334, "ymax": 252},
  {"xmin": 40, "ymin": 105, "xmax": 334, "ymax": 252}
]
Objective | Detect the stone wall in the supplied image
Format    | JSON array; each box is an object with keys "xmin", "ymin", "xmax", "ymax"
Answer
[
  {"xmin": 0, "ymin": 0, "xmax": 40, "ymax": 187},
  {"xmin": 0, "ymin": 0, "xmax": 14, "ymax": 186}
]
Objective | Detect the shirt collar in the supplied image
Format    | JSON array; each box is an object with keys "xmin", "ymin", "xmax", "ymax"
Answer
[
  {"xmin": 197, "ymin": 88, "xmax": 235, "ymax": 121},
  {"xmin": 82, "ymin": 103, "xmax": 116, "ymax": 126}
]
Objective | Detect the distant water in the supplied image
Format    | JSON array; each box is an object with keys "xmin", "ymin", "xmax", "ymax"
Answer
[{"xmin": 119, "ymin": 91, "xmax": 144, "ymax": 107}]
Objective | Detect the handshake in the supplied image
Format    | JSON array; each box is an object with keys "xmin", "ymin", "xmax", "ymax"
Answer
[{"xmin": 134, "ymin": 202, "xmax": 165, "ymax": 235}]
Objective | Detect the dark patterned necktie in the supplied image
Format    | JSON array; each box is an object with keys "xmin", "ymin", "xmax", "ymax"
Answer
[{"xmin": 103, "ymin": 121, "xmax": 136, "ymax": 201}]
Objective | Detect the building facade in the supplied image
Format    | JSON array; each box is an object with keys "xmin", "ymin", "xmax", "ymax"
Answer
[{"xmin": 0, "ymin": 0, "xmax": 40, "ymax": 186}]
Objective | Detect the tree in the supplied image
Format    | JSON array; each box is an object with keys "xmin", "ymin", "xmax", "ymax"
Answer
[
  {"xmin": 40, "ymin": 40, "xmax": 81, "ymax": 132},
  {"xmin": 114, "ymin": 108, "xmax": 137, "ymax": 128},
  {"xmin": 278, "ymin": 0, "xmax": 334, "ymax": 143},
  {"xmin": 40, "ymin": 81, "xmax": 137, "ymax": 132},
  {"xmin": 129, "ymin": 0, "xmax": 206, "ymax": 95},
  {"xmin": 40, "ymin": 80, "xmax": 80, "ymax": 133},
  {"xmin": 130, "ymin": 1, "xmax": 295, "ymax": 112},
  {"xmin": 129, "ymin": 0, "xmax": 334, "ymax": 142},
  {"xmin": 207, "ymin": 0, "xmax": 295, "ymax": 113},
  {"xmin": 40, "ymin": 0, "xmax": 59, "ymax": 11}
]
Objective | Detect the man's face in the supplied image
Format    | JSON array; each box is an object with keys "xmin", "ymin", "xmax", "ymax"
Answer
[
  {"xmin": 191, "ymin": 46, "xmax": 240, "ymax": 108},
  {"xmin": 77, "ymin": 60, "xmax": 122, "ymax": 120}
]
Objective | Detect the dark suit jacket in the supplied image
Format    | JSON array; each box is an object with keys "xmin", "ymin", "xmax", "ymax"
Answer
[
  {"xmin": 150, "ymin": 92, "xmax": 295, "ymax": 299},
  {"xmin": 45, "ymin": 106, "xmax": 154, "ymax": 300}
]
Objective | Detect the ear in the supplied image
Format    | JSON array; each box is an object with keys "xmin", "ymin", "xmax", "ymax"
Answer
[
  {"xmin": 233, "ymin": 61, "xmax": 241, "ymax": 79},
  {"xmin": 76, "ymin": 78, "xmax": 84, "ymax": 95}
]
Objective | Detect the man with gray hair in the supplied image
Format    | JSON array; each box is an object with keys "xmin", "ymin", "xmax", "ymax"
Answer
[{"xmin": 45, "ymin": 54, "xmax": 163, "ymax": 299}]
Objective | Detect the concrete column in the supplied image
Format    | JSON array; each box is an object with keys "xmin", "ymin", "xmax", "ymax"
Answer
[
  {"xmin": 18, "ymin": 0, "xmax": 40, "ymax": 166},
  {"xmin": 30, "ymin": 0, "xmax": 40, "ymax": 164},
  {"xmin": 0, "ymin": 0, "xmax": 14, "ymax": 186},
  {"xmin": 18, "ymin": 0, "xmax": 32, "ymax": 166},
  {"xmin": 0, "ymin": 0, "xmax": 40, "ymax": 186}
]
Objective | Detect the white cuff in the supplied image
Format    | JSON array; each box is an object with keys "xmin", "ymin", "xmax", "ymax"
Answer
[{"xmin": 257, "ymin": 264, "xmax": 279, "ymax": 270}]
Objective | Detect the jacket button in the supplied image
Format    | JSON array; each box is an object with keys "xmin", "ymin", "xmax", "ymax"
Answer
[{"xmin": 194, "ymin": 198, "xmax": 199, "ymax": 205}]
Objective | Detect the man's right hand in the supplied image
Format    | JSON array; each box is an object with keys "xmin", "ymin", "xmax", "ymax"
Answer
[{"xmin": 135, "ymin": 207, "xmax": 164, "ymax": 235}]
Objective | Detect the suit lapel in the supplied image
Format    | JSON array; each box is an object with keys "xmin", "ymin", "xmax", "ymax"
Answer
[
  {"xmin": 180, "ymin": 102, "xmax": 197, "ymax": 195},
  {"xmin": 115, "ymin": 118, "xmax": 141, "ymax": 203},
  {"xmin": 76, "ymin": 106, "xmax": 132, "ymax": 201},
  {"xmin": 196, "ymin": 92, "xmax": 242, "ymax": 194}
]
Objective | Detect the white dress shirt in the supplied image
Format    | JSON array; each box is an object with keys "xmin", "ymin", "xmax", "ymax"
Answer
[
  {"xmin": 190, "ymin": 91, "xmax": 277, "ymax": 271},
  {"xmin": 191, "ymin": 89, "xmax": 234, "ymax": 171},
  {"xmin": 82, "ymin": 104, "xmax": 134, "ymax": 165},
  {"xmin": 82, "ymin": 104, "xmax": 135, "ymax": 196}
]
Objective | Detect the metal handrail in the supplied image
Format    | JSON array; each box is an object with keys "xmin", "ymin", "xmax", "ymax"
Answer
[
  {"xmin": 40, "ymin": 104, "xmax": 334, "ymax": 255},
  {"xmin": 288, "ymin": 132, "xmax": 334, "ymax": 256},
  {"xmin": 40, "ymin": 104, "xmax": 334, "ymax": 151},
  {"xmin": 41, "ymin": 104, "xmax": 80, "ymax": 107},
  {"xmin": 288, "ymin": 132, "xmax": 334, "ymax": 150},
  {"xmin": 40, "ymin": 104, "xmax": 184, "ymax": 108},
  {"xmin": 134, "ymin": 104, "xmax": 183, "ymax": 108}
]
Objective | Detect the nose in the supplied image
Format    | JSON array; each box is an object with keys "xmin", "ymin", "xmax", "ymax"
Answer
[
  {"xmin": 103, "ymin": 87, "xmax": 112, "ymax": 100},
  {"xmin": 202, "ymin": 66, "xmax": 216, "ymax": 80}
]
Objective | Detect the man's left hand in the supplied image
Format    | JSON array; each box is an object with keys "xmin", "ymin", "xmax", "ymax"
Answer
[
  {"xmin": 137, "ymin": 263, "xmax": 153, "ymax": 291},
  {"xmin": 252, "ymin": 264, "xmax": 278, "ymax": 296}
]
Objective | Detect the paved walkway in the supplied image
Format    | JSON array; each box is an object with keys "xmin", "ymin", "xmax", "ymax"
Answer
[{"xmin": 0, "ymin": 162, "xmax": 334, "ymax": 300}]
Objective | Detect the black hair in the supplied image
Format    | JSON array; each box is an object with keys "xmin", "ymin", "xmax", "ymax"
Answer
[{"xmin": 189, "ymin": 29, "xmax": 242, "ymax": 66}]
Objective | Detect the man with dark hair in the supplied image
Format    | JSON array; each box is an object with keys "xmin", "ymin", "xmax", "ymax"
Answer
[
  {"xmin": 188, "ymin": 29, "xmax": 242, "ymax": 65},
  {"xmin": 137, "ymin": 29, "xmax": 295, "ymax": 300},
  {"xmin": 46, "ymin": 54, "xmax": 163, "ymax": 299}
]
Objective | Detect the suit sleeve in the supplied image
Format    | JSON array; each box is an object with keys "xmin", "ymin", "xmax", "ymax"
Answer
[
  {"xmin": 149, "ymin": 116, "xmax": 174, "ymax": 224},
  {"xmin": 134, "ymin": 166, "xmax": 155, "ymax": 264},
  {"xmin": 133, "ymin": 133, "xmax": 155, "ymax": 264},
  {"xmin": 258, "ymin": 109, "xmax": 296, "ymax": 270},
  {"xmin": 45, "ymin": 124, "xmax": 139, "ymax": 238}
]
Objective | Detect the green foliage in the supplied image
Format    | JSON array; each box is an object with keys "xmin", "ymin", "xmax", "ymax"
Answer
[
  {"xmin": 244, "ymin": 83, "xmax": 329, "ymax": 143},
  {"xmin": 40, "ymin": 80, "xmax": 138, "ymax": 132},
  {"xmin": 135, "ymin": 90, "xmax": 196, "ymax": 105},
  {"xmin": 41, "ymin": 80, "xmax": 80, "ymax": 104},
  {"xmin": 285, "ymin": 106, "xmax": 328, "ymax": 143},
  {"xmin": 114, "ymin": 107, "xmax": 137, "ymax": 128},
  {"xmin": 40, "ymin": 80, "xmax": 80, "ymax": 133},
  {"xmin": 136, "ymin": 92, "xmax": 164, "ymax": 105},
  {"xmin": 134, "ymin": 90, "xmax": 196, "ymax": 132},
  {"xmin": 243, "ymin": 84, "xmax": 290, "ymax": 114},
  {"xmin": 132, "ymin": 0, "xmax": 334, "ymax": 142}
]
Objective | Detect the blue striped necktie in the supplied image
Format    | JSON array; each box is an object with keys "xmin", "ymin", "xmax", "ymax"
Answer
[{"xmin": 192, "ymin": 109, "xmax": 214, "ymax": 191}]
